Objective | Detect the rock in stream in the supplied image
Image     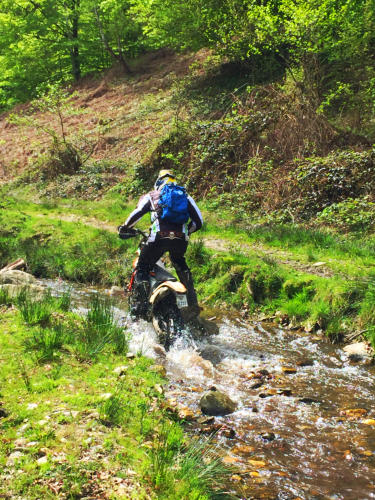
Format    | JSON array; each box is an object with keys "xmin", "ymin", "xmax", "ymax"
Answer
[{"xmin": 199, "ymin": 387, "xmax": 237, "ymax": 416}]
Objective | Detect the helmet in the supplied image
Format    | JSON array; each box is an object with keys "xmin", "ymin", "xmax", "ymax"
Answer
[{"xmin": 154, "ymin": 169, "xmax": 176, "ymax": 190}]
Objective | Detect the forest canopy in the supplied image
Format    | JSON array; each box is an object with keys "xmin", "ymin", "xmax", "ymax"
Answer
[{"xmin": 0, "ymin": 0, "xmax": 374, "ymax": 126}]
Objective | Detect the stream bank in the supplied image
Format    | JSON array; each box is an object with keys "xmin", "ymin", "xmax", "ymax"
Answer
[{"xmin": 43, "ymin": 278, "xmax": 375, "ymax": 500}]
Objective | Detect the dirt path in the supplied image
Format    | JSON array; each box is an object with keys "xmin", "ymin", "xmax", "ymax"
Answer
[
  {"xmin": 37, "ymin": 212, "xmax": 341, "ymax": 278},
  {"xmin": 203, "ymin": 237, "xmax": 338, "ymax": 278}
]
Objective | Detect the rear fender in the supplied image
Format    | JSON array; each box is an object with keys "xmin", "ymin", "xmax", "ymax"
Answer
[{"xmin": 150, "ymin": 280, "xmax": 187, "ymax": 305}]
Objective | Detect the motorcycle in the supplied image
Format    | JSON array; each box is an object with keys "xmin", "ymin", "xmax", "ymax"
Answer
[{"xmin": 118, "ymin": 227, "xmax": 188, "ymax": 348}]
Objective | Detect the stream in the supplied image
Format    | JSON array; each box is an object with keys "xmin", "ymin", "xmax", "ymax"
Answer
[{"xmin": 41, "ymin": 279, "xmax": 375, "ymax": 500}]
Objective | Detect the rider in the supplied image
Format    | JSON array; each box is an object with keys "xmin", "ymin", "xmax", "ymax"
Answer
[{"xmin": 119, "ymin": 169, "xmax": 203, "ymax": 320}]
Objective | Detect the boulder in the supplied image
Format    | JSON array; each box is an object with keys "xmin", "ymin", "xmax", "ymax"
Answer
[
  {"xmin": 150, "ymin": 364, "xmax": 167, "ymax": 377},
  {"xmin": 0, "ymin": 283, "xmax": 44, "ymax": 299},
  {"xmin": 190, "ymin": 317, "xmax": 220, "ymax": 336},
  {"xmin": 0, "ymin": 270, "xmax": 36, "ymax": 285},
  {"xmin": 343, "ymin": 342, "xmax": 374, "ymax": 361},
  {"xmin": 200, "ymin": 345, "xmax": 225, "ymax": 365},
  {"xmin": 109, "ymin": 286, "xmax": 124, "ymax": 297},
  {"xmin": 199, "ymin": 388, "xmax": 237, "ymax": 416}
]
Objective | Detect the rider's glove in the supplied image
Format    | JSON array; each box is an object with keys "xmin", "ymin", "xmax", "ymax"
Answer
[{"xmin": 117, "ymin": 224, "xmax": 128, "ymax": 233}]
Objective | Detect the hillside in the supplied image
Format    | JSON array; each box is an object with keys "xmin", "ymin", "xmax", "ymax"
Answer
[
  {"xmin": 2, "ymin": 44, "xmax": 375, "ymax": 499},
  {"xmin": 1, "ymin": 49, "xmax": 375, "ymax": 344},
  {"xmin": 0, "ymin": 50, "xmax": 198, "ymax": 179}
]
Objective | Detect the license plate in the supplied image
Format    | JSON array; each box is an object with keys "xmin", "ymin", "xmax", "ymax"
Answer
[{"xmin": 176, "ymin": 293, "xmax": 188, "ymax": 309}]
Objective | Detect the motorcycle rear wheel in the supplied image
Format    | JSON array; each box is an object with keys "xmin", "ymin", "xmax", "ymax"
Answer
[{"xmin": 152, "ymin": 298, "xmax": 185, "ymax": 349}]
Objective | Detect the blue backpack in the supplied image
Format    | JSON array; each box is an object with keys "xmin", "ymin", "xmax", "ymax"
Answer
[{"xmin": 158, "ymin": 183, "xmax": 189, "ymax": 224}]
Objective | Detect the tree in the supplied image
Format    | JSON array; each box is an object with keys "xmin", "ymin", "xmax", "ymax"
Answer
[{"xmin": 90, "ymin": 0, "xmax": 145, "ymax": 74}]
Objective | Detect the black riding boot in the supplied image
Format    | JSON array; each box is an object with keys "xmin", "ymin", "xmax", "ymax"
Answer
[
  {"xmin": 132, "ymin": 274, "xmax": 150, "ymax": 319},
  {"xmin": 176, "ymin": 269, "xmax": 201, "ymax": 321}
]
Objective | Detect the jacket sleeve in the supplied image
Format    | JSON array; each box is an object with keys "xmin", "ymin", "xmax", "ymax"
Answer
[
  {"xmin": 187, "ymin": 195, "xmax": 203, "ymax": 233},
  {"xmin": 124, "ymin": 194, "xmax": 151, "ymax": 228}
]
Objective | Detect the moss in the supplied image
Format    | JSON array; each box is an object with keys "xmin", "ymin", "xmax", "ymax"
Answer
[{"xmin": 283, "ymin": 278, "xmax": 315, "ymax": 299}]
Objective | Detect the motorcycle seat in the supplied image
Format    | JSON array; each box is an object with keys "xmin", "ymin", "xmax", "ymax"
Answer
[{"xmin": 151, "ymin": 264, "xmax": 177, "ymax": 282}]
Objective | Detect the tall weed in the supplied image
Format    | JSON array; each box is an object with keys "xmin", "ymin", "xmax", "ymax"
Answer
[
  {"xmin": 149, "ymin": 423, "xmax": 231, "ymax": 497},
  {"xmin": 0, "ymin": 287, "xmax": 11, "ymax": 306},
  {"xmin": 99, "ymin": 391, "xmax": 127, "ymax": 426},
  {"xmin": 73, "ymin": 294, "xmax": 129, "ymax": 360},
  {"xmin": 17, "ymin": 289, "xmax": 54, "ymax": 326},
  {"xmin": 24, "ymin": 325, "xmax": 66, "ymax": 363},
  {"xmin": 149, "ymin": 422, "xmax": 183, "ymax": 488},
  {"xmin": 176, "ymin": 438, "xmax": 231, "ymax": 498}
]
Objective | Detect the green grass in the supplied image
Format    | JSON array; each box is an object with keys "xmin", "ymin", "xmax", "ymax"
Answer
[
  {"xmin": 4, "ymin": 187, "xmax": 375, "ymax": 279},
  {"xmin": 0, "ymin": 201, "xmax": 137, "ymax": 286},
  {"xmin": 0, "ymin": 295, "xmax": 231, "ymax": 499},
  {"xmin": 2, "ymin": 190, "xmax": 375, "ymax": 345}
]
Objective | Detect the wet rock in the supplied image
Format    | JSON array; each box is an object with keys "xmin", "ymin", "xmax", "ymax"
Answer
[
  {"xmin": 343, "ymin": 342, "xmax": 374, "ymax": 363},
  {"xmin": 192, "ymin": 316, "xmax": 219, "ymax": 335},
  {"xmin": 150, "ymin": 364, "xmax": 167, "ymax": 377},
  {"xmin": 362, "ymin": 419, "xmax": 375, "ymax": 426},
  {"xmin": 296, "ymin": 358, "xmax": 314, "ymax": 367},
  {"xmin": 113, "ymin": 365, "xmax": 128, "ymax": 376},
  {"xmin": 199, "ymin": 389, "xmax": 237, "ymax": 416},
  {"xmin": 341, "ymin": 408, "xmax": 368, "ymax": 419},
  {"xmin": 231, "ymin": 444, "xmax": 255, "ymax": 455},
  {"xmin": 0, "ymin": 283, "xmax": 44, "ymax": 299},
  {"xmin": 178, "ymin": 406, "xmax": 197, "ymax": 421},
  {"xmin": 200, "ymin": 423, "xmax": 223, "ymax": 434},
  {"xmin": 197, "ymin": 416, "xmax": 215, "ymax": 425},
  {"xmin": 152, "ymin": 345, "xmax": 167, "ymax": 360},
  {"xmin": 109, "ymin": 286, "xmax": 124, "ymax": 296},
  {"xmin": 258, "ymin": 369, "xmax": 270, "ymax": 376},
  {"xmin": 260, "ymin": 432, "xmax": 275, "ymax": 441},
  {"xmin": 222, "ymin": 455, "xmax": 239, "ymax": 464},
  {"xmin": 265, "ymin": 388, "xmax": 277, "ymax": 396},
  {"xmin": 276, "ymin": 492, "xmax": 293, "ymax": 500},
  {"xmin": 199, "ymin": 345, "xmax": 225, "ymax": 365},
  {"xmin": 0, "ymin": 270, "xmax": 36, "ymax": 285},
  {"xmin": 281, "ymin": 366, "xmax": 297, "ymax": 374},
  {"xmin": 277, "ymin": 388, "xmax": 292, "ymax": 396},
  {"xmin": 248, "ymin": 458, "xmax": 267, "ymax": 467},
  {"xmin": 222, "ymin": 427, "xmax": 236, "ymax": 439},
  {"xmin": 250, "ymin": 381, "xmax": 264, "ymax": 389},
  {"xmin": 298, "ymin": 397, "xmax": 320, "ymax": 404}
]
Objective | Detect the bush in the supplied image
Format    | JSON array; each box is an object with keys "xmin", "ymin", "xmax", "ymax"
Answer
[
  {"xmin": 294, "ymin": 149, "xmax": 375, "ymax": 218},
  {"xmin": 317, "ymin": 197, "xmax": 375, "ymax": 232}
]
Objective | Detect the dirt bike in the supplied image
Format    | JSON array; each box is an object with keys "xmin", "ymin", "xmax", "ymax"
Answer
[{"xmin": 118, "ymin": 227, "xmax": 188, "ymax": 348}]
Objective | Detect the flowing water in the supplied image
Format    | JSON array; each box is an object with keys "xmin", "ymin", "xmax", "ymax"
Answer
[{"xmin": 42, "ymin": 279, "xmax": 375, "ymax": 500}]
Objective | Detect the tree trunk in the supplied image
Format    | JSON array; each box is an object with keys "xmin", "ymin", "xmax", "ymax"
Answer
[
  {"xmin": 94, "ymin": 6, "xmax": 131, "ymax": 75},
  {"xmin": 70, "ymin": 0, "xmax": 81, "ymax": 81},
  {"xmin": 118, "ymin": 50, "xmax": 131, "ymax": 75}
]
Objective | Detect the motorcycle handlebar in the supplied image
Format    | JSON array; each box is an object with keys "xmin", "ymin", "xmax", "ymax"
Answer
[{"xmin": 118, "ymin": 226, "xmax": 148, "ymax": 240}]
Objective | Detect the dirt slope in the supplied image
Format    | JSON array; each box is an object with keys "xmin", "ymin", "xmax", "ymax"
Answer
[{"xmin": 0, "ymin": 50, "xmax": 206, "ymax": 180}]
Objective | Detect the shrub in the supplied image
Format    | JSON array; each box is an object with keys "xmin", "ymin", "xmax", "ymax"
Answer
[{"xmin": 317, "ymin": 197, "xmax": 375, "ymax": 232}]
